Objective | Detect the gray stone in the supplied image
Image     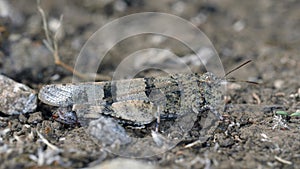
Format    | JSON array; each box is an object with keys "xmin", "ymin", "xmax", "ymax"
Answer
[
  {"xmin": 90, "ymin": 158, "xmax": 159, "ymax": 169},
  {"xmin": 0, "ymin": 75, "xmax": 37, "ymax": 115},
  {"xmin": 87, "ymin": 116, "xmax": 131, "ymax": 147}
]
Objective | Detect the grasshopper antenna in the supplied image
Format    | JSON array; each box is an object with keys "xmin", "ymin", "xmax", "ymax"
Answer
[
  {"xmin": 225, "ymin": 60, "xmax": 252, "ymax": 77},
  {"xmin": 224, "ymin": 60, "xmax": 259, "ymax": 85}
]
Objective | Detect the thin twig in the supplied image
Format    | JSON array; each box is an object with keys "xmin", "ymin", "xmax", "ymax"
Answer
[
  {"xmin": 36, "ymin": 130, "xmax": 60, "ymax": 151},
  {"xmin": 42, "ymin": 40, "xmax": 54, "ymax": 53},
  {"xmin": 37, "ymin": 0, "xmax": 52, "ymax": 48},
  {"xmin": 274, "ymin": 156, "xmax": 292, "ymax": 165},
  {"xmin": 252, "ymin": 92, "xmax": 261, "ymax": 104},
  {"xmin": 184, "ymin": 140, "xmax": 202, "ymax": 148},
  {"xmin": 37, "ymin": 0, "xmax": 111, "ymax": 81},
  {"xmin": 52, "ymin": 15, "xmax": 62, "ymax": 63}
]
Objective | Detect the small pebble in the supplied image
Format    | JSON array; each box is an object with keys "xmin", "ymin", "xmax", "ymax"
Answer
[
  {"xmin": 233, "ymin": 20, "xmax": 245, "ymax": 32},
  {"xmin": 90, "ymin": 158, "xmax": 159, "ymax": 169},
  {"xmin": 87, "ymin": 116, "xmax": 131, "ymax": 147},
  {"xmin": 27, "ymin": 111, "xmax": 43, "ymax": 124},
  {"xmin": 226, "ymin": 82, "xmax": 242, "ymax": 90},
  {"xmin": 274, "ymin": 79, "xmax": 284, "ymax": 89},
  {"xmin": 18, "ymin": 114, "xmax": 28, "ymax": 123}
]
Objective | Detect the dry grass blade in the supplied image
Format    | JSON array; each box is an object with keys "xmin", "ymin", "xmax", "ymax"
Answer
[
  {"xmin": 37, "ymin": 0, "xmax": 111, "ymax": 81},
  {"xmin": 36, "ymin": 130, "xmax": 60, "ymax": 151},
  {"xmin": 274, "ymin": 156, "xmax": 292, "ymax": 165}
]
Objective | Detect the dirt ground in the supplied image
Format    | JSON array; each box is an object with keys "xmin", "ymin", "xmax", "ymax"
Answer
[{"xmin": 0, "ymin": 0, "xmax": 299, "ymax": 168}]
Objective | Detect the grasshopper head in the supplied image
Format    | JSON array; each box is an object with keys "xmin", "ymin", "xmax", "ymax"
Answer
[{"xmin": 200, "ymin": 72, "xmax": 226, "ymax": 117}]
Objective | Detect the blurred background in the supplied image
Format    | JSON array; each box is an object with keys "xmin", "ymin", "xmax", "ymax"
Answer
[{"xmin": 0, "ymin": 0, "xmax": 299, "ymax": 86}]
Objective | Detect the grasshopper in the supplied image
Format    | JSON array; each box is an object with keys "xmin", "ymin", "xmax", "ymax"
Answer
[
  {"xmin": 38, "ymin": 61, "xmax": 253, "ymax": 129},
  {"xmin": 38, "ymin": 72, "xmax": 224, "ymax": 128}
]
